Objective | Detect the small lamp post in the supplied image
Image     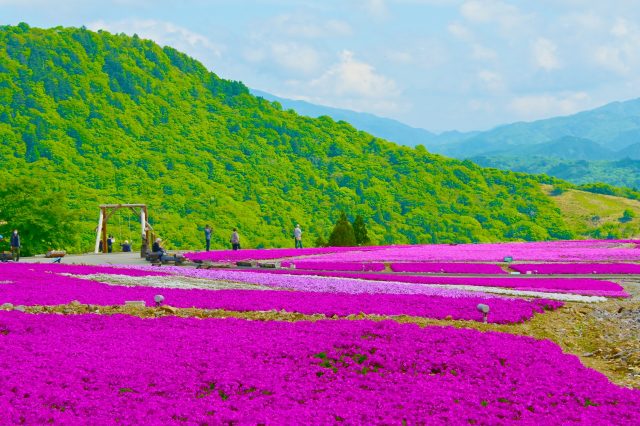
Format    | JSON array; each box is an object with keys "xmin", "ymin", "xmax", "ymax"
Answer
[
  {"xmin": 477, "ymin": 303, "xmax": 490, "ymax": 323},
  {"xmin": 154, "ymin": 295, "xmax": 165, "ymax": 307}
]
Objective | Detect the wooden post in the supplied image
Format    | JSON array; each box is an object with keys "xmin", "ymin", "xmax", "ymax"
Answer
[
  {"xmin": 101, "ymin": 206, "xmax": 108, "ymax": 254},
  {"xmin": 94, "ymin": 210, "xmax": 104, "ymax": 253},
  {"xmin": 142, "ymin": 206, "xmax": 150, "ymax": 244}
]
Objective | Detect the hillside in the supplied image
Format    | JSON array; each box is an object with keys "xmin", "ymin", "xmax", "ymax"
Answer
[
  {"xmin": 542, "ymin": 185, "xmax": 640, "ymax": 238},
  {"xmin": 473, "ymin": 157, "xmax": 640, "ymax": 190},
  {"xmin": 251, "ymin": 89, "xmax": 437, "ymax": 148},
  {"xmin": 249, "ymin": 90, "xmax": 640, "ymax": 188},
  {"xmin": 0, "ymin": 23, "xmax": 609, "ymax": 254}
]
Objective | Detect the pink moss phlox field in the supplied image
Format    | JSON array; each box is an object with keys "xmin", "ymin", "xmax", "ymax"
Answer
[
  {"xmin": 298, "ymin": 240, "xmax": 640, "ymax": 263},
  {"xmin": 184, "ymin": 240, "xmax": 640, "ymax": 263},
  {"xmin": 281, "ymin": 261, "xmax": 386, "ymax": 272},
  {"xmin": 391, "ymin": 263, "xmax": 506, "ymax": 274},
  {"xmin": 1, "ymin": 263, "xmax": 169, "ymax": 277},
  {"xmin": 0, "ymin": 264, "xmax": 559, "ymax": 323},
  {"xmin": 147, "ymin": 267, "xmax": 500, "ymax": 297},
  {"xmin": 232, "ymin": 269, "xmax": 629, "ymax": 297},
  {"xmin": 184, "ymin": 246, "xmax": 382, "ymax": 263},
  {"xmin": 1, "ymin": 313, "xmax": 638, "ymax": 425},
  {"xmin": 511, "ymin": 263, "xmax": 640, "ymax": 275}
]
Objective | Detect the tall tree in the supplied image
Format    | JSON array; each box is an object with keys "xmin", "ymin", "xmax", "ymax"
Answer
[
  {"xmin": 352, "ymin": 214, "xmax": 371, "ymax": 245},
  {"xmin": 0, "ymin": 178, "xmax": 78, "ymax": 256},
  {"xmin": 328, "ymin": 211, "xmax": 356, "ymax": 247}
]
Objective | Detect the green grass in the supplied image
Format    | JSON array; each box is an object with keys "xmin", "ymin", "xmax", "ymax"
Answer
[{"xmin": 543, "ymin": 184, "xmax": 640, "ymax": 238}]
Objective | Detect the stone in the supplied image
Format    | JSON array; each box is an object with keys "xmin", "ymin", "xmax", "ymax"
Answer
[
  {"xmin": 124, "ymin": 301, "xmax": 146, "ymax": 308},
  {"xmin": 160, "ymin": 305, "xmax": 178, "ymax": 314},
  {"xmin": 0, "ymin": 303, "xmax": 13, "ymax": 310},
  {"xmin": 14, "ymin": 305, "xmax": 26, "ymax": 312}
]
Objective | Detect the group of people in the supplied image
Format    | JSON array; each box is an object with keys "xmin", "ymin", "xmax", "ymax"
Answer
[
  {"xmin": 202, "ymin": 224, "xmax": 304, "ymax": 251},
  {"xmin": 0, "ymin": 229, "xmax": 21, "ymax": 262}
]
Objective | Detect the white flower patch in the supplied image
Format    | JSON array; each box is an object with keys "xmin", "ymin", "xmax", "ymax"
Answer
[{"xmin": 425, "ymin": 284, "xmax": 607, "ymax": 303}]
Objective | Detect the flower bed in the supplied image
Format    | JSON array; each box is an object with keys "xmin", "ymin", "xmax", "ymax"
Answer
[
  {"xmin": 0, "ymin": 263, "xmax": 169, "ymax": 277},
  {"xmin": 511, "ymin": 263, "xmax": 640, "ymax": 275},
  {"xmin": 390, "ymin": 262, "xmax": 506, "ymax": 274},
  {"xmin": 184, "ymin": 240, "xmax": 640, "ymax": 264},
  {"xmin": 297, "ymin": 240, "xmax": 640, "ymax": 263},
  {"xmin": 0, "ymin": 264, "xmax": 559, "ymax": 323},
  {"xmin": 184, "ymin": 246, "xmax": 384, "ymax": 263},
  {"xmin": 281, "ymin": 261, "xmax": 385, "ymax": 272},
  {"xmin": 1, "ymin": 313, "xmax": 638, "ymax": 424},
  {"xmin": 231, "ymin": 269, "xmax": 629, "ymax": 297}
]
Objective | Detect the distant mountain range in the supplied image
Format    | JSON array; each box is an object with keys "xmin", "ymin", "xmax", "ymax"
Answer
[
  {"xmin": 433, "ymin": 99, "xmax": 640, "ymax": 159},
  {"xmin": 251, "ymin": 90, "xmax": 441, "ymax": 148},
  {"xmin": 253, "ymin": 90, "xmax": 640, "ymax": 188}
]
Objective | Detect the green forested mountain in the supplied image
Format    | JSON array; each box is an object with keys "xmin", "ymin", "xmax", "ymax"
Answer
[{"xmin": 0, "ymin": 24, "xmax": 608, "ymax": 254}]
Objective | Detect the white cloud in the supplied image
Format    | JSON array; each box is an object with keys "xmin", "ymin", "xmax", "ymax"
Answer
[
  {"xmin": 447, "ymin": 22, "xmax": 473, "ymax": 41},
  {"xmin": 591, "ymin": 18, "xmax": 640, "ymax": 75},
  {"xmin": 477, "ymin": 70, "xmax": 504, "ymax": 92},
  {"xmin": 310, "ymin": 50, "xmax": 399, "ymax": 99},
  {"xmin": 532, "ymin": 38, "xmax": 561, "ymax": 71},
  {"xmin": 460, "ymin": 0, "xmax": 529, "ymax": 32},
  {"xmin": 560, "ymin": 11, "xmax": 605, "ymax": 32},
  {"xmin": 365, "ymin": 0, "xmax": 389, "ymax": 19},
  {"xmin": 593, "ymin": 46, "xmax": 631, "ymax": 74},
  {"xmin": 269, "ymin": 14, "xmax": 352, "ymax": 38},
  {"xmin": 472, "ymin": 44, "xmax": 497, "ymax": 61},
  {"xmin": 270, "ymin": 43, "xmax": 321, "ymax": 75},
  {"xmin": 468, "ymin": 99, "xmax": 494, "ymax": 113},
  {"xmin": 509, "ymin": 92, "xmax": 590, "ymax": 120},
  {"xmin": 88, "ymin": 19, "xmax": 223, "ymax": 58}
]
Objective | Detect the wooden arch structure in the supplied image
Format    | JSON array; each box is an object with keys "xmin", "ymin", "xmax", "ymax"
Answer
[{"xmin": 94, "ymin": 204, "xmax": 153, "ymax": 254}]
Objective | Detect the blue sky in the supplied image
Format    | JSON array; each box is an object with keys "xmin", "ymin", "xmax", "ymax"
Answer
[{"xmin": 2, "ymin": 0, "xmax": 640, "ymax": 132}]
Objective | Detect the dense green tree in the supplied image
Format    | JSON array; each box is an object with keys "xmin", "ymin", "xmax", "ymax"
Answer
[
  {"xmin": 328, "ymin": 212, "xmax": 356, "ymax": 247},
  {"xmin": 314, "ymin": 236, "xmax": 327, "ymax": 248},
  {"xmin": 620, "ymin": 209, "xmax": 635, "ymax": 223},
  {"xmin": 0, "ymin": 177, "xmax": 78, "ymax": 256},
  {"xmin": 352, "ymin": 215, "xmax": 370, "ymax": 245}
]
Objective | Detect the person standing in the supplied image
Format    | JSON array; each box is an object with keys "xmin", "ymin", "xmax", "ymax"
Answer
[
  {"xmin": 10, "ymin": 229, "xmax": 20, "ymax": 261},
  {"xmin": 107, "ymin": 235, "xmax": 114, "ymax": 253},
  {"xmin": 293, "ymin": 224, "xmax": 303, "ymax": 249},
  {"xmin": 230, "ymin": 228, "xmax": 240, "ymax": 250},
  {"xmin": 204, "ymin": 225, "xmax": 212, "ymax": 251}
]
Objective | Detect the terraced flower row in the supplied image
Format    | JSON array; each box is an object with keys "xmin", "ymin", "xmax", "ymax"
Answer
[
  {"xmin": 0, "ymin": 264, "xmax": 559, "ymax": 323},
  {"xmin": 299, "ymin": 240, "xmax": 640, "ymax": 263},
  {"xmin": 230, "ymin": 269, "xmax": 628, "ymax": 298},
  {"xmin": 281, "ymin": 261, "xmax": 507, "ymax": 274},
  {"xmin": 511, "ymin": 263, "xmax": 640, "ymax": 275},
  {"xmin": 1, "ymin": 313, "xmax": 638, "ymax": 424},
  {"xmin": 185, "ymin": 239, "xmax": 640, "ymax": 263},
  {"xmin": 185, "ymin": 246, "xmax": 386, "ymax": 263}
]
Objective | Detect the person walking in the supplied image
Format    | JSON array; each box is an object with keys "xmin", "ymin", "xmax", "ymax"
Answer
[
  {"xmin": 204, "ymin": 225, "xmax": 212, "ymax": 251},
  {"xmin": 230, "ymin": 228, "xmax": 240, "ymax": 250},
  {"xmin": 293, "ymin": 224, "xmax": 303, "ymax": 249},
  {"xmin": 10, "ymin": 229, "xmax": 20, "ymax": 261}
]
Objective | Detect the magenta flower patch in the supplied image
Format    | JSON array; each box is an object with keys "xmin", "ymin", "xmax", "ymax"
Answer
[{"xmin": 0, "ymin": 313, "xmax": 638, "ymax": 424}]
